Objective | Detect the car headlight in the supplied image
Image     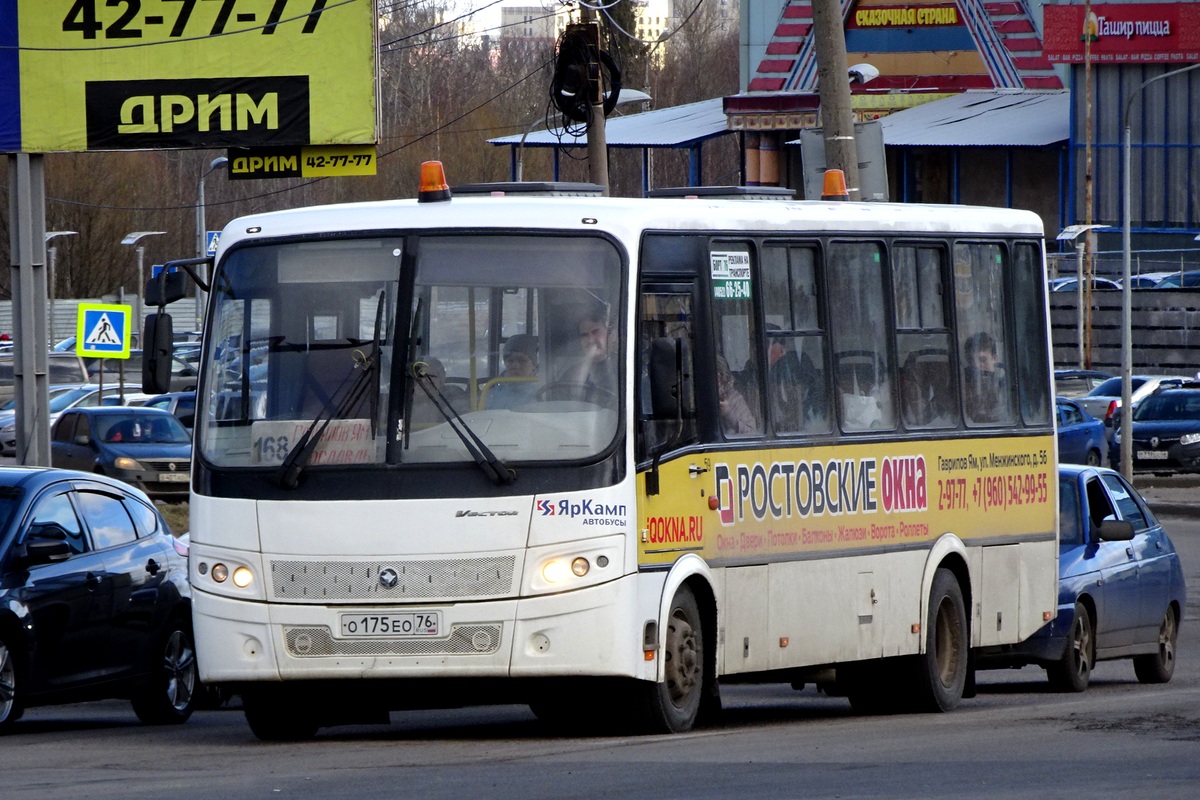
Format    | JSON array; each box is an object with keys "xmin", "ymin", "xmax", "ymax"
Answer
[
  {"xmin": 114, "ymin": 456, "xmax": 146, "ymax": 471},
  {"xmin": 0, "ymin": 423, "xmax": 13, "ymax": 434},
  {"xmin": 1181, "ymin": 432, "xmax": 1200, "ymax": 446}
]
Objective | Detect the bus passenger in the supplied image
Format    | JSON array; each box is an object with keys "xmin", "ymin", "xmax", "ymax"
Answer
[
  {"xmin": 548, "ymin": 304, "xmax": 617, "ymax": 405},
  {"xmin": 767, "ymin": 328, "xmax": 825, "ymax": 432},
  {"xmin": 837, "ymin": 356, "xmax": 885, "ymax": 430},
  {"xmin": 486, "ymin": 334, "xmax": 540, "ymax": 409},
  {"xmin": 410, "ymin": 356, "xmax": 468, "ymax": 426},
  {"xmin": 716, "ymin": 355, "xmax": 758, "ymax": 435},
  {"xmin": 963, "ymin": 332, "xmax": 1006, "ymax": 423}
]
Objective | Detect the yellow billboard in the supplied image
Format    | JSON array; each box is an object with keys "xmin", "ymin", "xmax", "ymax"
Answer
[{"xmin": 13, "ymin": 0, "xmax": 376, "ymax": 152}]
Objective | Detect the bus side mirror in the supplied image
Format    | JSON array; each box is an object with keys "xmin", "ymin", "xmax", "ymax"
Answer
[
  {"xmin": 143, "ymin": 314, "xmax": 174, "ymax": 395},
  {"xmin": 648, "ymin": 337, "xmax": 693, "ymax": 418},
  {"xmin": 145, "ymin": 269, "xmax": 188, "ymax": 306}
]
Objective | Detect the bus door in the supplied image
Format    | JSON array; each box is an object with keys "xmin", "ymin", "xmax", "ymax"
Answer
[{"xmin": 637, "ymin": 279, "xmax": 711, "ymax": 569}]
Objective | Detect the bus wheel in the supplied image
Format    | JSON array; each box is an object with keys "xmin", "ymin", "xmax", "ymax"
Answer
[
  {"xmin": 911, "ymin": 568, "xmax": 967, "ymax": 712},
  {"xmin": 637, "ymin": 585, "xmax": 705, "ymax": 733},
  {"xmin": 243, "ymin": 687, "xmax": 320, "ymax": 742}
]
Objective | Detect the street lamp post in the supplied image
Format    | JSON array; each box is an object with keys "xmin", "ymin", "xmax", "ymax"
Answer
[
  {"xmin": 1057, "ymin": 224, "xmax": 1106, "ymax": 369},
  {"xmin": 44, "ymin": 231, "xmax": 77, "ymax": 347},
  {"xmin": 196, "ymin": 156, "xmax": 228, "ymax": 329},
  {"xmin": 121, "ymin": 231, "xmax": 166, "ymax": 341},
  {"xmin": 1120, "ymin": 62, "xmax": 1200, "ymax": 479}
]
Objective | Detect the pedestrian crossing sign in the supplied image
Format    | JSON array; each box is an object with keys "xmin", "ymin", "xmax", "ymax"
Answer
[{"xmin": 77, "ymin": 303, "xmax": 132, "ymax": 359}]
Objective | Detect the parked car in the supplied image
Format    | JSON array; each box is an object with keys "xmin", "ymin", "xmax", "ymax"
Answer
[
  {"xmin": 0, "ymin": 384, "xmax": 153, "ymax": 455},
  {"xmin": 1120, "ymin": 272, "xmax": 1174, "ymax": 289},
  {"xmin": 1048, "ymin": 276, "xmax": 1120, "ymax": 293},
  {"xmin": 50, "ymin": 408, "xmax": 192, "ymax": 500},
  {"xmin": 0, "ymin": 466, "xmax": 196, "ymax": 729},
  {"xmin": 977, "ymin": 465, "xmax": 1184, "ymax": 691},
  {"xmin": 86, "ymin": 349, "xmax": 199, "ymax": 393},
  {"xmin": 1110, "ymin": 381, "xmax": 1200, "ymax": 475},
  {"xmin": 1077, "ymin": 375, "xmax": 1187, "ymax": 437},
  {"xmin": 1153, "ymin": 270, "xmax": 1200, "ymax": 289},
  {"xmin": 1053, "ymin": 369, "xmax": 1112, "ymax": 399},
  {"xmin": 142, "ymin": 391, "xmax": 196, "ymax": 430},
  {"xmin": 1056, "ymin": 397, "xmax": 1106, "ymax": 466},
  {"xmin": 53, "ymin": 332, "xmax": 141, "ymax": 352},
  {"xmin": 0, "ymin": 353, "xmax": 90, "ymax": 405}
]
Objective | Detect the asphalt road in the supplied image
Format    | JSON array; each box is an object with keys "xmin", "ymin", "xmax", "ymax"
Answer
[{"xmin": 5, "ymin": 512, "xmax": 1199, "ymax": 800}]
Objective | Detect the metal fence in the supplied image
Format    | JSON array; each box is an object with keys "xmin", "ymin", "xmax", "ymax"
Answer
[{"xmin": 1050, "ymin": 288, "xmax": 1200, "ymax": 376}]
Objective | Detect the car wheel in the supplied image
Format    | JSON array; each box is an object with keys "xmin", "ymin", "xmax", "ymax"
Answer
[
  {"xmin": 1085, "ymin": 449, "xmax": 1101, "ymax": 467},
  {"xmin": 0, "ymin": 632, "xmax": 25, "ymax": 730},
  {"xmin": 243, "ymin": 687, "xmax": 321, "ymax": 741},
  {"xmin": 1133, "ymin": 607, "xmax": 1178, "ymax": 684},
  {"xmin": 909, "ymin": 568, "xmax": 968, "ymax": 712},
  {"xmin": 1047, "ymin": 602, "xmax": 1092, "ymax": 692},
  {"xmin": 131, "ymin": 620, "xmax": 197, "ymax": 724}
]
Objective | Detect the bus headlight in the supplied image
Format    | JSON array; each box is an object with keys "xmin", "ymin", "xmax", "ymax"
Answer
[
  {"xmin": 527, "ymin": 536, "xmax": 623, "ymax": 594},
  {"xmin": 541, "ymin": 556, "xmax": 591, "ymax": 583},
  {"xmin": 232, "ymin": 566, "xmax": 255, "ymax": 588}
]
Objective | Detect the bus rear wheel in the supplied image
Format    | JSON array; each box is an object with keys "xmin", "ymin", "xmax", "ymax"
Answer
[
  {"xmin": 910, "ymin": 568, "xmax": 967, "ymax": 712},
  {"xmin": 242, "ymin": 686, "xmax": 321, "ymax": 742},
  {"xmin": 635, "ymin": 585, "xmax": 705, "ymax": 733}
]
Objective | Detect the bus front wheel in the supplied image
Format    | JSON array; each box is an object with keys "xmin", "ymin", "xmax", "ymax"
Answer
[
  {"xmin": 911, "ymin": 568, "xmax": 967, "ymax": 712},
  {"xmin": 243, "ymin": 686, "xmax": 320, "ymax": 742},
  {"xmin": 636, "ymin": 584, "xmax": 705, "ymax": 733}
]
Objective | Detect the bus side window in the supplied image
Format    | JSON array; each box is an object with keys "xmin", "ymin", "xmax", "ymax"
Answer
[
  {"xmin": 760, "ymin": 243, "xmax": 829, "ymax": 435},
  {"xmin": 894, "ymin": 244, "xmax": 955, "ymax": 429},
  {"xmin": 954, "ymin": 242, "xmax": 1016, "ymax": 426},
  {"xmin": 827, "ymin": 241, "xmax": 895, "ymax": 432},
  {"xmin": 714, "ymin": 243, "xmax": 762, "ymax": 437}
]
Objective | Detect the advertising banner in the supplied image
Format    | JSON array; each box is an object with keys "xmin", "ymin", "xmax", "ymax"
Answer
[
  {"xmin": 2, "ymin": 0, "xmax": 377, "ymax": 152},
  {"xmin": 1044, "ymin": 3, "xmax": 1200, "ymax": 64}
]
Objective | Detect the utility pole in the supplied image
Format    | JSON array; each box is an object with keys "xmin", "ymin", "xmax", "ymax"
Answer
[
  {"xmin": 810, "ymin": 0, "xmax": 860, "ymax": 199},
  {"xmin": 578, "ymin": 7, "xmax": 609, "ymax": 195}
]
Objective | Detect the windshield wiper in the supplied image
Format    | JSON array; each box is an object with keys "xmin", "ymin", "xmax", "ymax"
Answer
[
  {"xmin": 275, "ymin": 348, "xmax": 377, "ymax": 490},
  {"xmin": 410, "ymin": 360, "xmax": 515, "ymax": 485}
]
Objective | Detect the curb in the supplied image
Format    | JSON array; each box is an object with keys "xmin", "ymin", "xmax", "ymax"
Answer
[{"xmin": 1146, "ymin": 501, "xmax": 1200, "ymax": 520}]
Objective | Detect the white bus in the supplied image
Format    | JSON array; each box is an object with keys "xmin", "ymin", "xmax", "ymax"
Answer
[{"xmin": 146, "ymin": 166, "xmax": 1058, "ymax": 740}]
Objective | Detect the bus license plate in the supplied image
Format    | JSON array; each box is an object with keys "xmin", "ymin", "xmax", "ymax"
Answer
[
  {"xmin": 1137, "ymin": 450, "xmax": 1169, "ymax": 460},
  {"xmin": 339, "ymin": 612, "xmax": 441, "ymax": 638}
]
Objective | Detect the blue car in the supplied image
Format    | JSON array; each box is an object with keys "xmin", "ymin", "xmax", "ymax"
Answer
[
  {"xmin": 50, "ymin": 407, "xmax": 192, "ymax": 500},
  {"xmin": 1056, "ymin": 397, "xmax": 1106, "ymax": 466},
  {"xmin": 978, "ymin": 465, "xmax": 1185, "ymax": 691}
]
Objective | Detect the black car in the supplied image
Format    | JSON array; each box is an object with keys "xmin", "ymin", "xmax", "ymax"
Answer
[
  {"xmin": 0, "ymin": 467, "xmax": 196, "ymax": 728},
  {"xmin": 1111, "ymin": 381, "xmax": 1200, "ymax": 474},
  {"xmin": 51, "ymin": 407, "xmax": 192, "ymax": 500}
]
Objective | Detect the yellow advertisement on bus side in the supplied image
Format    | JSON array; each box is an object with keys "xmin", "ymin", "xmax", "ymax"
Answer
[{"xmin": 636, "ymin": 435, "xmax": 1056, "ymax": 568}]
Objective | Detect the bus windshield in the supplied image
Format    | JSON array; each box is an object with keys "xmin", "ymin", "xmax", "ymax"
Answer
[{"xmin": 200, "ymin": 233, "xmax": 624, "ymax": 470}]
